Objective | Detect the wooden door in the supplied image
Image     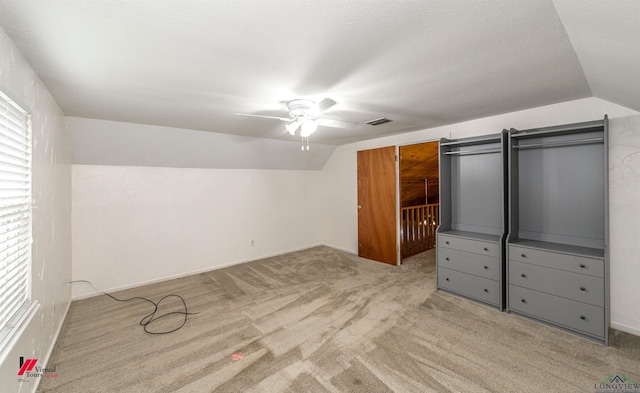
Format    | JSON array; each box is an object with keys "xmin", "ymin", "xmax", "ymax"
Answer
[{"xmin": 357, "ymin": 146, "xmax": 398, "ymax": 265}]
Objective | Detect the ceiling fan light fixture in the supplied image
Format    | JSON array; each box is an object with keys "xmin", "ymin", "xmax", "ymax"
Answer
[
  {"xmin": 235, "ymin": 97, "xmax": 348, "ymax": 149},
  {"xmin": 285, "ymin": 119, "xmax": 302, "ymax": 135},
  {"xmin": 300, "ymin": 119, "xmax": 318, "ymax": 137}
]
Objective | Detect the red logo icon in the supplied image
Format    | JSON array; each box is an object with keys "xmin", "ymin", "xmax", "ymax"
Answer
[{"xmin": 18, "ymin": 357, "xmax": 37, "ymax": 376}]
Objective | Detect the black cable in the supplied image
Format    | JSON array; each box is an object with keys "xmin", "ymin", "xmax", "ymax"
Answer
[{"xmin": 69, "ymin": 280, "xmax": 198, "ymax": 335}]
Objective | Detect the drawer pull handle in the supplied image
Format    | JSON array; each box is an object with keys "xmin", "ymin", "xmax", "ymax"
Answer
[
  {"xmin": 445, "ymin": 241, "xmax": 450, "ymax": 245},
  {"xmin": 580, "ymin": 264, "xmax": 586, "ymax": 268},
  {"xmin": 521, "ymin": 254, "xmax": 526, "ymax": 258},
  {"xmin": 483, "ymin": 247, "xmax": 489, "ymax": 251},
  {"xmin": 445, "ymin": 278, "xmax": 450, "ymax": 281},
  {"xmin": 580, "ymin": 286, "xmax": 586, "ymax": 291},
  {"xmin": 521, "ymin": 273, "xmax": 527, "ymax": 278},
  {"xmin": 484, "ymin": 265, "xmax": 489, "ymax": 270},
  {"xmin": 521, "ymin": 299, "xmax": 526, "ymax": 303},
  {"xmin": 445, "ymin": 257, "xmax": 449, "ymax": 261},
  {"xmin": 483, "ymin": 289, "xmax": 488, "ymax": 293},
  {"xmin": 580, "ymin": 315, "xmax": 586, "ymax": 320}
]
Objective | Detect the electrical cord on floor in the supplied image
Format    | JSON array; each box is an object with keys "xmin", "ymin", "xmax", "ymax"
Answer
[{"xmin": 69, "ymin": 280, "xmax": 198, "ymax": 335}]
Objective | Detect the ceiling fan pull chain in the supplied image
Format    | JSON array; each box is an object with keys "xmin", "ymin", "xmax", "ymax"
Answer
[{"xmin": 300, "ymin": 135, "xmax": 310, "ymax": 151}]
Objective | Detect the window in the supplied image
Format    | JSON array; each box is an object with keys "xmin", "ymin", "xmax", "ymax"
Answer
[{"xmin": 0, "ymin": 90, "xmax": 33, "ymax": 349}]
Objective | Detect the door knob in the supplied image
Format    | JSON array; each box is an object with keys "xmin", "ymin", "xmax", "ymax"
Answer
[{"xmin": 357, "ymin": 205, "xmax": 362, "ymax": 209}]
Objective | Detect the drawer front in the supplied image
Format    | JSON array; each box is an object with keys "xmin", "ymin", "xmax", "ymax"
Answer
[
  {"xmin": 438, "ymin": 234, "xmax": 499, "ymax": 257},
  {"xmin": 509, "ymin": 261, "xmax": 604, "ymax": 307},
  {"xmin": 509, "ymin": 285, "xmax": 604, "ymax": 338},
  {"xmin": 438, "ymin": 247, "xmax": 500, "ymax": 280},
  {"xmin": 509, "ymin": 246, "xmax": 603, "ymax": 277},
  {"xmin": 438, "ymin": 267, "xmax": 500, "ymax": 306}
]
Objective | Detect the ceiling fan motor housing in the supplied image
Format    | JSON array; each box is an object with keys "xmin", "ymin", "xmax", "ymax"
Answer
[{"xmin": 287, "ymin": 99, "xmax": 317, "ymax": 118}]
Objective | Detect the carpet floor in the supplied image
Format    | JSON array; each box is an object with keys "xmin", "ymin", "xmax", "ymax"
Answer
[{"xmin": 37, "ymin": 246, "xmax": 640, "ymax": 392}]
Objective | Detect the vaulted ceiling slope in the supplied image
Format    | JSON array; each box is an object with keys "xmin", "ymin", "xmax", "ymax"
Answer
[{"xmin": 0, "ymin": 0, "xmax": 638, "ymax": 161}]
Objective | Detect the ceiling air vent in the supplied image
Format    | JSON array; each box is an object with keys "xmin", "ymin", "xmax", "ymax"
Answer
[{"xmin": 365, "ymin": 117, "xmax": 392, "ymax": 126}]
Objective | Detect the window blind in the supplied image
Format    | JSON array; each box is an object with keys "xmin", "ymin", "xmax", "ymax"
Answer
[{"xmin": 0, "ymin": 90, "xmax": 33, "ymax": 348}]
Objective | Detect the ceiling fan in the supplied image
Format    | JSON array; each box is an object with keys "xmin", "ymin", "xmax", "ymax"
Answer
[{"xmin": 234, "ymin": 98, "xmax": 357, "ymax": 150}]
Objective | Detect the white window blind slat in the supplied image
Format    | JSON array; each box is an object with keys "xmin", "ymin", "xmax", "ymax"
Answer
[
  {"xmin": 1, "ymin": 99, "xmax": 25, "ymax": 116},
  {"xmin": 2, "ymin": 236, "xmax": 29, "ymax": 256},
  {"xmin": 0, "ymin": 121, "xmax": 28, "ymax": 139},
  {"xmin": 0, "ymin": 199, "xmax": 30, "ymax": 210},
  {"xmin": 3, "ymin": 266, "xmax": 27, "ymax": 288},
  {"xmin": 0, "ymin": 205, "xmax": 29, "ymax": 220},
  {"xmin": 0, "ymin": 120, "xmax": 28, "ymax": 140},
  {"xmin": 0, "ymin": 134, "xmax": 29, "ymax": 148},
  {"xmin": 0, "ymin": 287, "xmax": 28, "ymax": 327},
  {"xmin": 0, "ymin": 135, "xmax": 27, "ymax": 151},
  {"xmin": 0, "ymin": 280, "xmax": 28, "ymax": 306},
  {"xmin": 0, "ymin": 148, "xmax": 29, "ymax": 164},
  {"xmin": 0, "ymin": 108, "xmax": 28, "ymax": 128},
  {"xmin": 2, "ymin": 237, "xmax": 30, "ymax": 263},
  {"xmin": 0, "ymin": 162, "xmax": 29, "ymax": 174},
  {"xmin": 0, "ymin": 153, "xmax": 29, "ymax": 167},
  {"xmin": 0, "ymin": 175, "xmax": 28, "ymax": 183},
  {"xmin": 0, "ymin": 165, "xmax": 28, "ymax": 173},
  {"xmin": 0, "ymin": 300, "xmax": 27, "ymax": 332},
  {"xmin": 1, "ymin": 283, "xmax": 28, "ymax": 309},
  {"xmin": 0, "ymin": 89, "xmax": 32, "ymax": 350}
]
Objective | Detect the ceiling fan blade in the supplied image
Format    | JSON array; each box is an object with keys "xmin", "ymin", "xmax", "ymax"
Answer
[
  {"xmin": 316, "ymin": 98, "xmax": 337, "ymax": 114},
  {"xmin": 317, "ymin": 118, "xmax": 358, "ymax": 129},
  {"xmin": 234, "ymin": 113, "xmax": 293, "ymax": 122}
]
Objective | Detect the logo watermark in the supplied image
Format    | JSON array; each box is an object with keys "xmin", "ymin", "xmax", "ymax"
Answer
[
  {"xmin": 17, "ymin": 357, "xmax": 58, "ymax": 383},
  {"xmin": 595, "ymin": 375, "xmax": 640, "ymax": 393}
]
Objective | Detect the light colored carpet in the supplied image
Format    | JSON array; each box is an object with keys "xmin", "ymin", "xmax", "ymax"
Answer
[{"xmin": 37, "ymin": 246, "xmax": 639, "ymax": 392}]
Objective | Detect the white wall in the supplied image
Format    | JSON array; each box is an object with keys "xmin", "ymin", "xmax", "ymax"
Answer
[
  {"xmin": 319, "ymin": 97, "xmax": 640, "ymax": 335},
  {"xmin": 71, "ymin": 165, "xmax": 322, "ymax": 298},
  {"xmin": 0, "ymin": 28, "xmax": 72, "ymax": 391},
  {"xmin": 608, "ymin": 114, "xmax": 640, "ymax": 336}
]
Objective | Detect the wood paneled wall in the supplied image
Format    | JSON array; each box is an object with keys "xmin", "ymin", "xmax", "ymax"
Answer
[{"xmin": 399, "ymin": 141, "xmax": 440, "ymax": 208}]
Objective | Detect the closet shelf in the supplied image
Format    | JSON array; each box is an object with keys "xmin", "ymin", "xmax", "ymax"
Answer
[
  {"xmin": 444, "ymin": 148, "xmax": 501, "ymax": 156},
  {"xmin": 513, "ymin": 137, "xmax": 603, "ymax": 150}
]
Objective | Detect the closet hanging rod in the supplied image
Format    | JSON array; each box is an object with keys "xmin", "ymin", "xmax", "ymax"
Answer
[
  {"xmin": 444, "ymin": 148, "xmax": 501, "ymax": 156},
  {"xmin": 513, "ymin": 137, "xmax": 603, "ymax": 150}
]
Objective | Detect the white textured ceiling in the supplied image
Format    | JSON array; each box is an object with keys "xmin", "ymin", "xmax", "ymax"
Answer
[
  {"xmin": 553, "ymin": 0, "xmax": 640, "ymax": 111},
  {"xmin": 0, "ymin": 0, "xmax": 638, "ymax": 167}
]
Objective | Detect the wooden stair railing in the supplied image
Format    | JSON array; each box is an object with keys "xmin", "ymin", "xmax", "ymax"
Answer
[{"xmin": 401, "ymin": 203, "xmax": 439, "ymax": 258}]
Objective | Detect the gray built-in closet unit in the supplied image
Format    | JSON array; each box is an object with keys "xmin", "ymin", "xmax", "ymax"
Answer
[
  {"xmin": 436, "ymin": 131, "xmax": 508, "ymax": 310},
  {"xmin": 506, "ymin": 117, "xmax": 609, "ymax": 345}
]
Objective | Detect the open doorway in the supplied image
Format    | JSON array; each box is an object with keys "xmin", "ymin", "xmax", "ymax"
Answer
[{"xmin": 399, "ymin": 141, "xmax": 440, "ymax": 260}]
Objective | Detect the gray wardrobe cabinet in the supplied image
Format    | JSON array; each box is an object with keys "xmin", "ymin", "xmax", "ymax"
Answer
[
  {"xmin": 436, "ymin": 132, "xmax": 508, "ymax": 310},
  {"xmin": 436, "ymin": 118, "xmax": 609, "ymax": 345},
  {"xmin": 506, "ymin": 117, "xmax": 609, "ymax": 345}
]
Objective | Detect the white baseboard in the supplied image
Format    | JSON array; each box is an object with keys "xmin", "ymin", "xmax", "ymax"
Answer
[
  {"xmin": 31, "ymin": 300, "xmax": 71, "ymax": 393},
  {"xmin": 71, "ymin": 244, "xmax": 326, "ymax": 300},
  {"xmin": 611, "ymin": 321, "xmax": 640, "ymax": 337},
  {"xmin": 320, "ymin": 244, "xmax": 357, "ymax": 255}
]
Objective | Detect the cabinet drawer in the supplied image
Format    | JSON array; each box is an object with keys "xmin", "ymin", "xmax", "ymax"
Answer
[
  {"xmin": 438, "ymin": 267, "xmax": 500, "ymax": 306},
  {"xmin": 509, "ymin": 285, "xmax": 604, "ymax": 338},
  {"xmin": 438, "ymin": 247, "xmax": 500, "ymax": 280},
  {"xmin": 509, "ymin": 246, "xmax": 603, "ymax": 277},
  {"xmin": 509, "ymin": 261, "xmax": 604, "ymax": 307},
  {"xmin": 438, "ymin": 234, "xmax": 499, "ymax": 257}
]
